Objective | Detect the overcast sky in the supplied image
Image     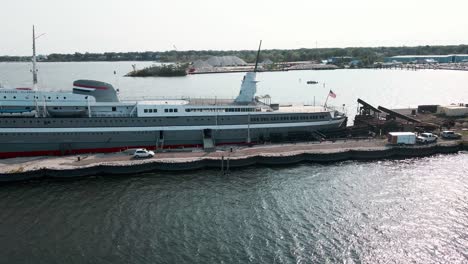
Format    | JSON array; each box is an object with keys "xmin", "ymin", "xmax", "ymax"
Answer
[{"xmin": 2, "ymin": 0, "xmax": 468, "ymax": 55}]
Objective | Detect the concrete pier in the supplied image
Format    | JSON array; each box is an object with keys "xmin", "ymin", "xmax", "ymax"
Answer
[{"xmin": 0, "ymin": 139, "xmax": 466, "ymax": 183}]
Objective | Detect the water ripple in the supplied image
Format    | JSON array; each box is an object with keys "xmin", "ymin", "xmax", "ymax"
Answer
[{"xmin": 0, "ymin": 153, "xmax": 467, "ymax": 263}]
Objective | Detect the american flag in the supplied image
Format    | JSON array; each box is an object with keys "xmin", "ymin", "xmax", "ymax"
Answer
[{"xmin": 328, "ymin": 90, "xmax": 337, "ymax": 98}]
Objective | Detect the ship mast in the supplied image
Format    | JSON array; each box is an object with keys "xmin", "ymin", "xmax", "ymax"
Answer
[
  {"xmin": 32, "ymin": 25, "xmax": 38, "ymax": 90},
  {"xmin": 32, "ymin": 25, "xmax": 45, "ymax": 90},
  {"xmin": 253, "ymin": 40, "xmax": 262, "ymax": 72}
]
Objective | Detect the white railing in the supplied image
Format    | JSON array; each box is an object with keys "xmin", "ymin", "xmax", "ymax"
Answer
[{"xmin": 121, "ymin": 95, "xmax": 192, "ymax": 101}]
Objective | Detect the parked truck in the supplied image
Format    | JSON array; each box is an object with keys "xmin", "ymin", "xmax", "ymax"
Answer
[
  {"xmin": 387, "ymin": 132, "xmax": 416, "ymax": 145},
  {"xmin": 416, "ymin": 132, "xmax": 438, "ymax": 144}
]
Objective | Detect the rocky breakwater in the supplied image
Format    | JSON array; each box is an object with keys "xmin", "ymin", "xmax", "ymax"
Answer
[{"xmin": 0, "ymin": 139, "xmax": 465, "ymax": 183}]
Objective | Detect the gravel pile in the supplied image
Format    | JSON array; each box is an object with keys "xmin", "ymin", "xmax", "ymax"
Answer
[
  {"xmin": 192, "ymin": 60, "xmax": 213, "ymax": 71},
  {"xmin": 205, "ymin": 56, "xmax": 247, "ymax": 67}
]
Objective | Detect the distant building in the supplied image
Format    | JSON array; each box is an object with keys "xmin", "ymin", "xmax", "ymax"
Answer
[
  {"xmin": 349, "ymin": 59, "xmax": 361, "ymax": 66},
  {"xmin": 261, "ymin": 59, "xmax": 273, "ymax": 65},
  {"xmin": 384, "ymin": 54, "xmax": 468, "ymax": 63},
  {"xmin": 36, "ymin": 55, "xmax": 48, "ymax": 61},
  {"xmin": 437, "ymin": 104, "xmax": 468, "ymax": 117},
  {"xmin": 327, "ymin": 56, "xmax": 356, "ymax": 64}
]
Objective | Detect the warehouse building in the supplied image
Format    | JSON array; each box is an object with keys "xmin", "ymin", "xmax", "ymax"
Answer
[
  {"xmin": 384, "ymin": 54, "xmax": 468, "ymax": 63},
  {"xmin": 437, "ymin": 104, "xmax": 468, "ymax": 117}
]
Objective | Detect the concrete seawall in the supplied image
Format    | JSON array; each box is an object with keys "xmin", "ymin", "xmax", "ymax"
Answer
[{"xmin": 0, "ymin": 140, "xmax": 466, "ymax": 183}]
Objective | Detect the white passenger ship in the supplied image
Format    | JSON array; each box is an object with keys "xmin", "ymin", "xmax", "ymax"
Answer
[{"xmin": 0, "ymin": 32, "xmax": 346, "ymax": 158}]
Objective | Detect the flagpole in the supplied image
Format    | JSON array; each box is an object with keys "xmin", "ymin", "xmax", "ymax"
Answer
[
  {"xmin": 322, "ymin": 82, "xmax": 329, "ymax": 109},
  {"xmin": 324, "ymin": 92, "xmax": 330, "ymax": 109}
]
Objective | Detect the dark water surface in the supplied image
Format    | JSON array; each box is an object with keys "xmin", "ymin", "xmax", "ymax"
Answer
[{"xmin": 0, "ymin": 153, "xmax": 467, "ymax": 263}]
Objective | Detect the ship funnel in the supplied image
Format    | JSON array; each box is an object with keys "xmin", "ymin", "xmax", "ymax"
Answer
[
  {"xmin": 72, "ymin": 80, "xmax": 119, "ymax": 102},
  {"xmin": 234, "ymin": 41, "xmax": 262, "ymax": 104},
  {"xmin": 234, "ymin": 72, "xmax": 258, "ymax": 104}
]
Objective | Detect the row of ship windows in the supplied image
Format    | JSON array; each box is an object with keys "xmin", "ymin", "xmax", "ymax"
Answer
[
  {"xmin": 0, "ymin": 115, "xmax": 323, "ymax": 125},
  {"xmin": 0, "ymin": 131, "xmax": 157, "ymax": 136},
  {"xmin": 2, "ymin": 96, "xmax": 77, "ymax": 100},
  {"xmin": 143, "ymin": 108, "xmax": 179, "ymax": 113},
  {"xmin": 185, "ymin": 108, "xmax": 257, "ymax": 112},
  {"xmin": 143, "ymin": 108, "xmax": 257, "ymax": 113},
  {"xmin": 251, "ymin": 115, "xmax": 326, "ymax": 122},
  {"xmin": 0, "ymin": 117, "xmax": 230, "ymax": 124},
  {"xmin": 1, "ymin": 96, "xmax": 89, "ymax": 100}
]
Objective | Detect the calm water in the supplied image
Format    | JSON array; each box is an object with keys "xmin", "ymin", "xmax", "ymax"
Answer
[
  {"xmin": 0, "ymin": 62, "xmax": 467, "ymax": 263},
  {"xmin": 0, "ymin": 154, "xmax": 467, "ymax": 263}
]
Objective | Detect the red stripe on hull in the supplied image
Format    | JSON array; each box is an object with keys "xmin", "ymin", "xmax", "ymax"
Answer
[{"xmin": 0, "ymin": 142, "xmax": 254, "ymax": 159}]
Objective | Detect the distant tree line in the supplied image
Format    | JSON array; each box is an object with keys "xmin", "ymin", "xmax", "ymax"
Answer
[
  {"xmin": 1, "ymin": 45, "xmax": 468, "ymax": 66},
  {"xmin": 0, "ymin": 56, "xmax": 31, "ymax": 62}
]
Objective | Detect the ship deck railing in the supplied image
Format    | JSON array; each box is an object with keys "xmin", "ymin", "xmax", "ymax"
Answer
[
  {"xmin": 121, "ymin": 96, "xmax": 265, "ymax": 107},
  {"xmin": 121, "ymin": 95, "xmax": 194, "ymax": 101}
]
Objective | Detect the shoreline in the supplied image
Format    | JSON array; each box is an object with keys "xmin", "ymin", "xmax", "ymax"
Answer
[{"xmin": 1, "ymin": 139, "xmax": 466, "ymax": 183}]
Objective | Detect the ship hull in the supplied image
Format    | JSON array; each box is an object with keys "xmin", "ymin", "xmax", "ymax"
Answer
[{"xmin": 0, "ymin": 117, "xmax": 346, "ymax": 158}]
